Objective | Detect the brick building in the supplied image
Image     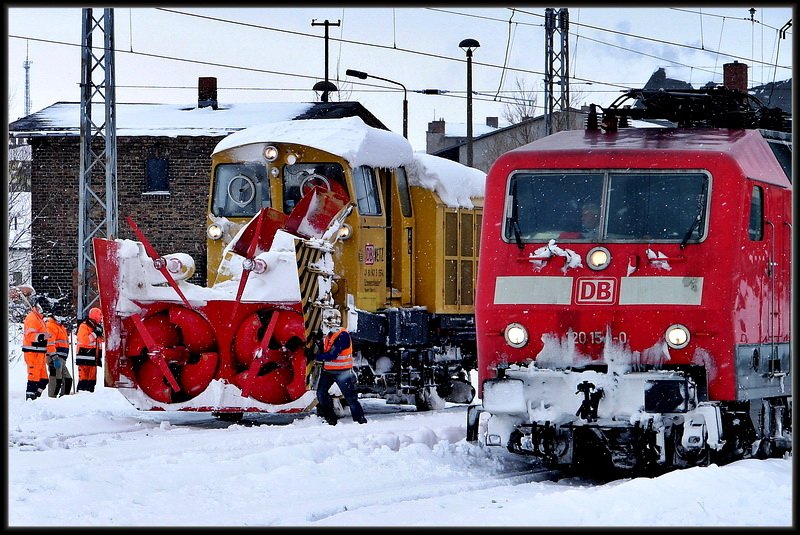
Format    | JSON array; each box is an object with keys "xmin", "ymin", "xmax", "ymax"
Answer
[{"xmin": 8, "ymin": 82, "xmax": 386, "ymax": 315}]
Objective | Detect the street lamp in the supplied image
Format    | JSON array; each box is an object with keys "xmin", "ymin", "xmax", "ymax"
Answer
[
  {"xmin": 313, "ymin": 80, "xmax": 337, "ymax": 103},
  {"xmin": 346, "ymin": 69, "xmax": 408, "ymax": 139},
  {"xmin": 459, "ymin": 38, "xmax": 480, "ymax": 167}
]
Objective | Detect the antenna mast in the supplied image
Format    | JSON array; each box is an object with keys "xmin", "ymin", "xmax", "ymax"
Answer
[{"xmin": 23, "ymin": 42, "xmax": 32, "ymax": 116}]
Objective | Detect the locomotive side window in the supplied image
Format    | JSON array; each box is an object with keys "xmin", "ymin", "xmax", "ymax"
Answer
[
  {"xmin": 506, "ymin": 173, "xmax": 604, "ymax": 241},
  {"xmin": 395, "ymin": 167, "xmax": 413, "ymax": 217},
  {"xmin": 766, "ymin": 141, "xmax": 792, "ymax": 183},
  {"xmin": 607, "ymin": 173, "xmax": 709, "ymax": 242},
  {"xmin": 353, "ymin": 165, "xmax": 382, "ymax": 215},
  {"xmin": 748, "ymin": 186, "xmax": 764, "ymax": 241},
  {"xmin": 211, "ymin": 163, "xmax": 271, "ymax": 217}
]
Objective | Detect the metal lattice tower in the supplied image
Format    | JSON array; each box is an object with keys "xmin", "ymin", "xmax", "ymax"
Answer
[
  {"xmin": 77, "ymin": 8, "xmax": 117, "ymax": 319},
  {"xmin": 23, "ymin": 42, "xmax": 32, "ymax": 116},
  {"xmin": 544, "ymin": 8, "xmax": 570, "ymax": 135}
]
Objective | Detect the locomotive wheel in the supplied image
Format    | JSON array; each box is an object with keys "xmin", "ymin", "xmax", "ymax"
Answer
[
  {"xmin": 414, "ymin": 385, "xmax": 447, "ymax": 411},
  {"xmin": 124, "ymin": 306, "xmax": 219, "ymax": 404},
  {"xmin": 230, "ymin": 309, "xmax": 307, "ymax": 404}
]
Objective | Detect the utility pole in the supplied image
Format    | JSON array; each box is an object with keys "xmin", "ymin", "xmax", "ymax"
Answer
[
  {"xmin": 77, "ymin": 8, "xmax": 117, "ymax": 319},
  {"xmin": 544, "ymin": 8, "xmax": 569, "ymax": 135},
  {"xmin": 311, "ymin": 19, "xmax": 340, "ymax": 102}
]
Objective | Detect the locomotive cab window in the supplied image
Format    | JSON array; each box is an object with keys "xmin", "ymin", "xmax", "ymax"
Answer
[
  {"xmin": 353, "ymin": 165, "xmax": 382, "ymax": 216},
  {"xmin": 211, "ymin": 163, "xmax": 271, "ymax": 218},
  {"xmin": 282, "ymin": 162, "xmax": 347, "ymax": 214},
  {"xmin": 748, "ymin": 185, "xmax": 764, "ymax": 241},
  {"xmin": 505, "ymin": 171, "xmax": 709, "ymax": 243},
  {"xmin": 396, "ymin": 166, "xmax": 413, "ymax": 217},
  {"xmin": 506, "ymin": 172, "xmax": 604, "ymax": 242}
]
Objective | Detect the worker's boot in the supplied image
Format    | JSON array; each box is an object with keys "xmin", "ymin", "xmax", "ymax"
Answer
[{"xmin": 61, "ymin": 377, "xmax": 73, "ymax": 396}]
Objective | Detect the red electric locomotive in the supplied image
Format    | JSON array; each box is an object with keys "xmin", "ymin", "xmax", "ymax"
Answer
[{"xmin": 468, "ymin": 87, "xmax": 792, "ymax": 474}]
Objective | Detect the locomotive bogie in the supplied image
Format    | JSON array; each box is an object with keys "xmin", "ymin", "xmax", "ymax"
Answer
[{"xmin": 479, "ymin": 365, "xmax": 731, "ymax": 471}]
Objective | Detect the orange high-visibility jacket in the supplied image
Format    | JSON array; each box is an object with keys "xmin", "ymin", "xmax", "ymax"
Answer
[
  {"xmin": 322, "ymin": 328, "xmax": 354, "ymax": 371},
  {"xmin": 45, "ymin": 318, "xmax": 70, "ymax": 357},
  {"xmin": 75, "ymin": 320, "xmax": 103, "ymax": 366},
  {"xmin": 22, "ymin": 310, "xmax": 48, "ymax": 354}
]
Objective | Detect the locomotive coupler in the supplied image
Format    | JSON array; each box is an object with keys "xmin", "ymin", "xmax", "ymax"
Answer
[{"xmin": 575, "ymin": 380, "xmax": 604, "ymax": 422}]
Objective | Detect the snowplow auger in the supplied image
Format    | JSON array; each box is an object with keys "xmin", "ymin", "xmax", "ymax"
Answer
[{"xmin": 93, "ymin": 186, "xmax": 351, "ymax": 414}]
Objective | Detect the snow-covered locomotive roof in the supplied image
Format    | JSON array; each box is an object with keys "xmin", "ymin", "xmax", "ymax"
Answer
[
  {"xmin": 214, "ymin": 116, "xmax": 487, "ymax": 208},
  {"xmin": 213, "ymin": 116, "xmax": 414, "ymax": 169}
]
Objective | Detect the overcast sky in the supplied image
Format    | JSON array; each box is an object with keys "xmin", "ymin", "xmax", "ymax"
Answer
[{"xmin": 6, "ymin": 6, "xmax": 794, "ymax": 151}]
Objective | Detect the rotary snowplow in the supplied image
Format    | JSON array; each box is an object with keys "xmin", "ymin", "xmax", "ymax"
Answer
[{"xmin": 93, "ymin": 187, "xmax": 350, "ymax": 415}]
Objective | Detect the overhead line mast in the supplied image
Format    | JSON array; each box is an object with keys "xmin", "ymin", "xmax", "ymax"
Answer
[
  {"xmin": 544, "ymin": 7, "xmax": 570, "ymax": 136},
  {"xmin": 77, "ymin": 8, "xmax": 117, "ymax": 319}
]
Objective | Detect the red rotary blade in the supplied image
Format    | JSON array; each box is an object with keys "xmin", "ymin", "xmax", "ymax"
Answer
[
  {"xmin": 126, "ymin": 216, "xmax": 192, "ymax": 309},
  {"xmin": 130, "ymin": 313, "xmax": 181, "ymax": 392}
]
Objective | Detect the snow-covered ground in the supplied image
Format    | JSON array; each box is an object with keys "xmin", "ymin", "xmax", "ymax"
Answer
[{"xmin": 6, "ymin": 323, "xmax": 793, "ymax": 527}]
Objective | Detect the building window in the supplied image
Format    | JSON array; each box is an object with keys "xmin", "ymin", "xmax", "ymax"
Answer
[{"xmin": 144, "ymin": 158, "xmax": 170, "ymax": 194}]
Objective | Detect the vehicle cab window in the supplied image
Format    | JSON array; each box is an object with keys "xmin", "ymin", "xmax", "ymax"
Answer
[
  {"xmin": 282, "ymin": 162, "xmax": 347, "ymax": 214},
  {"xmin": 211, "ymin": 163, "xmax": 271, "ymax": 217},
  {"xmin": 353, "ymin": 165, "xmax": 382, "ymax": 216}
]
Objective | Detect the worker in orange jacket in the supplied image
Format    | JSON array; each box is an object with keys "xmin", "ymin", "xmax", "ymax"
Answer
[
  {"xmin": 22, "ymin": 297, "xmax": 49, "ymax": 400},
  {"xmin": 314, "ymin": 308, "xmax": 366, "ymax": 426},
  {"xmin": 75, "ymin": 307, "xmax": 103, "ymax": 392},
  {"xmin": 45, "ymin": 311, "xmax": 73, "ymax": 397}
]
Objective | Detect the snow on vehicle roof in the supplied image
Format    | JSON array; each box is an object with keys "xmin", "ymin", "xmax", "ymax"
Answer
[
  {"xmin": 407, "ymin": 152, "xmax": 485, "ymax": 209},
  {"xmin": 213, "ymin": 116, "xmax": 414, "ymax": 169},
  {"xmin": 214, "ymin": 116, "xmax": 486, "ymax": 208}
]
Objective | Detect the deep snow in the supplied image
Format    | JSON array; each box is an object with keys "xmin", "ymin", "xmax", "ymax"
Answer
[{"xmin": 5, "ymin": 323, "xmax": 793, "ymax": 527}]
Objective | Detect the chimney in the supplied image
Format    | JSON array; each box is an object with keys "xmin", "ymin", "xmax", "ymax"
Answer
[
  {"xmin": 485, "ymin": 116, "xmax": 498, "ymax": 128},
  {"xmin": 198, "ymin": 77, "xmax": 218, "ymax": 109},
  {"xmin": 428, "ymin": 119, "xmax": 445, "ymax": 134},
  {"xmin": 723, "ymin": 61, "xmax": 748, "ymax": 92}
]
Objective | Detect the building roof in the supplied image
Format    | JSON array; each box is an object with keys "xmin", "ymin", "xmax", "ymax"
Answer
[{"xmin": 8, "ymin": 101, "xmax": 388, "ymax": 139}]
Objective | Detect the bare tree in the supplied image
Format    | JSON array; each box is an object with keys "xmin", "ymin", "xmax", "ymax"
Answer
[{"xmin": 8, "ymin": 152, "xmax": 33, "ymax": 321}]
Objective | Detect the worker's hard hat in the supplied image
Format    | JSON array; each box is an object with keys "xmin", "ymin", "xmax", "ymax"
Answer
[
  {"xmin": 89, "ymin": 307, "xmax": 103, "ymax": 323},
  {"xmin": 321, "ymin": 308, "xmax": 341, "ymax": 327}
]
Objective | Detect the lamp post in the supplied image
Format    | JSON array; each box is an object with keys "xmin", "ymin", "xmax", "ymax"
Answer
[
  {"xmin": 459, "ymin": 38, "xmax": 480, "ymax": 167},
  {"xmin": 346, "ymin": 69, "xmax": 408, "ymax": 139}
]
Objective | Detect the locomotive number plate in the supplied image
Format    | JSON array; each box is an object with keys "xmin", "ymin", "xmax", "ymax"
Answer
[{"xmin": 568, "ymin": 330, "xmax": 628, "ymax": 345}]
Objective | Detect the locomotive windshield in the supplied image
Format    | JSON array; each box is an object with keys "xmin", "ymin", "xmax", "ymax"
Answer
[
  {"xmin": 506, "ymin": 171, "xmax": 709, "ymax": 243},
  {"xmin": 283, "ymin": 162, "xmax": 347, "ymax": 213},
  {"xmin": 211, "ymin": 163, "xmax": 271, "ymax": 218}
]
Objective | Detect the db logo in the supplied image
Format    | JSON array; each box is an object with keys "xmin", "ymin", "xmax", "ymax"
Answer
[
  {"xmin": 364, "ymin": 244, "xmax": 376, "ymax": 265},
  {"xmin": 575, "ymin": 278, "xmax": 616, "ymax": 304}
]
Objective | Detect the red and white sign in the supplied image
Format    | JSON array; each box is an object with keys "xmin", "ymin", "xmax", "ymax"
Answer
[
  {"xmin": 364, "ymin": 243, "xmax": 376, "ymax": 265},
  {"xmin": 575, "ymin": 277, "xmax": 616, "ymax": 304}
]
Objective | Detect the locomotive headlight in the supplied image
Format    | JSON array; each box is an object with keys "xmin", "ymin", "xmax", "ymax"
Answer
[
  {"xmin": 665, "ymin": 324, "xmax": 691, "ymax": 349},
  {"xmin": 207, "ymin": 223, "xmax": 223, "ymax": 240},
  {"xmin": 263, "ymin": 145, "xmax": 279, "ymax": 162},
  {"xmin": 337, "ymin": 223, "xmax": 353, "ymax": 241},
  {"xmin": 504, "ymin": 323, "xmax": 528, "ymax": 348},
  {"xmin": 587, "ymin": 246, "xmax": 611, "ymax": 270}
]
